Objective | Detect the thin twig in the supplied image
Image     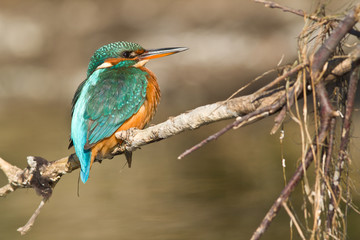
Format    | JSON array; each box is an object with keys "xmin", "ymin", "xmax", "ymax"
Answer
[
  {"xmin": 254, "ymin": 0, "xmax": 360, "ymax": 37},
  {"xmin": 224, "ymin": 68, "xmax": 276, "ymax": 102},
  {"xmin": 282, "ymin": 202, "xmax": 306, "ymax": 240},
  {"xmin": 254, "ymin": 0, "xmax": 321, "ymax": 22},
  {"xmin": 328, "ymin": 65, "xmax": 360, "ymax": 232},
  {"xmin": 257, "ymin": 62, "xmax": 308, "ymax": 94},
  {"xmin": 17, "ymin": 199, "xmax": 46, "ymax": 235}
]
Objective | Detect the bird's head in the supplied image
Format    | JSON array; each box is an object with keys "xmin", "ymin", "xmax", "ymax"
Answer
[{"xmin": 87, "ymin": 41, "xmax": 187, "ymax": 77}]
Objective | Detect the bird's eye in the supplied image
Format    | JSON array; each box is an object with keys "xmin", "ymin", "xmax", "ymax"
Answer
[
  {"xmin": 122, "ymin": 51, "xmax": 138, "ymax": 58},
  {"xmin": 122, "ymin": 51, "xmax": 132, "ymax": 58}
]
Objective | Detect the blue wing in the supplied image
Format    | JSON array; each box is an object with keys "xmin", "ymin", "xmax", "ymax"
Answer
[{"xmin": 71, "ymin": 67, "xmax": 148, "ymax": 182}]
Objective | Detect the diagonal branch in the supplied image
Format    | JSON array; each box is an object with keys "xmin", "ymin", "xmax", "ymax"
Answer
[{"xmin": 311, "ymin": 5, "xmax": 360, "ymax": 81}]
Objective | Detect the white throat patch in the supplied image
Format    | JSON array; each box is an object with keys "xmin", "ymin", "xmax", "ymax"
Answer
[
  {"xmin": 133, "ymin": 59, "xmax": 149, "ymax": 68},
  {"xmin": 95, "ymin": 61, "xmax": 114, "ymax": 70}
]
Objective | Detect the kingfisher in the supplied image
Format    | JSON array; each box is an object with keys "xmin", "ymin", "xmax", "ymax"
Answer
[{"xmin": 69, "ymin": 41, "xmax": 187, "ymax": 183}]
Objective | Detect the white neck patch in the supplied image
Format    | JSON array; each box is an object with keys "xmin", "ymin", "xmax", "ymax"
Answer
[
  {"xmin": 95, "ymin": 61, "xmax": 114, "ymax": 70},
  {"xmin": 133, "ymin": 59, "xmax": 149, "ymax": 68}
]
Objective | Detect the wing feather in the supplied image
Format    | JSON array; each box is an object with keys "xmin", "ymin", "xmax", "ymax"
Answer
[{"xmin": 83, "ymin": 67, "xmax": 148, "ymax": 148}]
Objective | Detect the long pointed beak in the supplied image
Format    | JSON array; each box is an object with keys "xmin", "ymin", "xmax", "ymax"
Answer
[{"xmin": 139, "ymin": 47, "xmax": 188, "ymax": 60}]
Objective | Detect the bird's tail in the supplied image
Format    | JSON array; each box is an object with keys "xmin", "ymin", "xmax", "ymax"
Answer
[{"xmin": 79, "ymin": 150, "xmax": 91, "ymax": 183}]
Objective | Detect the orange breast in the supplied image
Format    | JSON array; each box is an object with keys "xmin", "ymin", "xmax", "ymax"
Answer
[{"xmin": 90, "ymin": 67, "xmax": 160, "ymax": 166}]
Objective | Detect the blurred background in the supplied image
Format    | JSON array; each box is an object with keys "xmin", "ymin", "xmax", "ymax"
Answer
[{"xmin": 0, "ymin": 0, "xmax": 359, "ymax": 239}]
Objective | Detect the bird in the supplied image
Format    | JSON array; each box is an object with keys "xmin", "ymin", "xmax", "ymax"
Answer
[{"xmin": 69, "ymin": 41, "xmax": 187, "ymax": 183}]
